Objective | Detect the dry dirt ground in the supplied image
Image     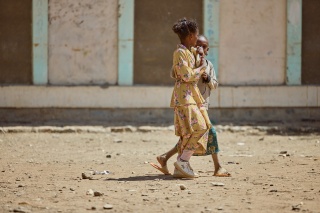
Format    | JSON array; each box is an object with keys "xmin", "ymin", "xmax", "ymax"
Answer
[{"xmin": 0, "ymin": 125, "xmax": 319, "ymax": 213}]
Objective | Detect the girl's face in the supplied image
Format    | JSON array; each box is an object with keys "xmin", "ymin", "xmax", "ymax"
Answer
[
  {"xmin": 188, "ymin": 30, "xmax": 199, "ymax": 47},
  {"xmin": 196, "ymin": 37, "xmax": 209, "ymax": 56}
]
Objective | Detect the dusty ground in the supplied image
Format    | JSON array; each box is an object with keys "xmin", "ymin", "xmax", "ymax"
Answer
[{"xmin": 0, "ymin": 125, "xmax": 319, "ymax": 213}]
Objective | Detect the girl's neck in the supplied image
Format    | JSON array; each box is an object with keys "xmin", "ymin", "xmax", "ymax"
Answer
[{"xmin": 181, "ymin": 41, "xmax": 191, "ymax": 51}]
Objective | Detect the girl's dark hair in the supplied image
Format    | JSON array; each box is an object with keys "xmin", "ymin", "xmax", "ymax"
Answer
[{"xmin": 172, "ymin": 18, "xmax": 198, "ymax": 40}]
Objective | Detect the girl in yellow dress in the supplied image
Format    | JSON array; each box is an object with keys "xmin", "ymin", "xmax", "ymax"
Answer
[
  {"xmin": 150, "ymin": 35, "xmax": 231, "ymax": 178},
  {"xmin": 169, "ymin": 18, "xmax": 211, "ymax": 178}
]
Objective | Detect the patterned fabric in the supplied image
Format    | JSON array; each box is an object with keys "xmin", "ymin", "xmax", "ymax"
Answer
[
  {"xmin": 170, "ymin": 44, "xmax": 211, "ymax": 155},
  {"xmin": 197, "ymin": 60, "xmax": 218, "ymax": 110},
  {"xmin": 193, "ymin": 126, "xmax": 220, "ymax": 156},
  {"xmin": 170, "ymin": 46, "xmax": 221, "ymax": 156},
  {"xmin": 170, "ymin": 44, "xmax": 206, "ymax": 107},
  {"xmin": 174, "ymin": 105, "xmax": 210, "ymax": 154},
  {"xmin": 174, "ymin": 126, "xmax": 220, "ymax": 156}
]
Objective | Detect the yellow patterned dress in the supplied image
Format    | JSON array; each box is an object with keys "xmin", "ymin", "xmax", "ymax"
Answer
[{"xmin": 170, "ymin": 44, "xmax": 211, "ymax": 155}]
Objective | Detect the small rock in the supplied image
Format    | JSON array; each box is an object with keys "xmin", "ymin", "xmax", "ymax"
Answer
[
  {"xmin": 100, "ymin": 170, "xmax": 110, "ymax": 175},
  {"xmin": 211, "ymin": 182, "xmax": 225, "ymax": 186},
  {"xmin": 91, "ymin": 206, "xmax": 96, "ymax": 210},
  {"xmin": 70, "ymin": 188, "xmax": 75, "ymax": 191},
  {"xmin": 12, "ymin": 206, "xmax": 31, "ymax": 213},
  {"xmin": 217, "ymin": 207, "xmax": 223, "ymax": 210},
  {"xmin": 103, "ymin": 204, "xmax": 113, "ymax": 209},
  {"xmin": 82, "ymin": 172, "xmax": 93, "ymax": 180},
  {"xmin": 237, "ymin": 142, "xmax": 245, "ymax": 146},
  {"xmin": 93, "ymin": 170, "xmax": 110, "ymax": 175},
  {"xmin": 269, "ymin": 189, "xmax": 277, "ymax": 192},
  {"xmin": 113, "ymin": 138, "xmax": 122, "ymax": 143},
  {"xmin": 86, "ymin": 189, "xmax": 94, "ymax": 195},
  {"xmin": 292, "ymin": 202, "xmax": 303, "ymax": 211},
  {"xmin": 279, "ymin": 151, "xmax": 287, "ymax": 154},
  {"xmin": 93, "ymin": 191, "xmax": 104, "ymax": 196},
  {"xmin": 179, "ymin": 184, "xmax": 187, "ymax": 190},
  {"xmin": 106, "ymin": 155, "xmax": 111, "ymax": 158}
]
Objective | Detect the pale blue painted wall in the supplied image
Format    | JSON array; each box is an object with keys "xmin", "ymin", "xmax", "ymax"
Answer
[
  {"xmin": 118, "ymin": 0, "xmax": 134, "ymax": 86},
  {"xmin": 32, "ymin": 0, "xmax": 48, "ymax": 85},
  {"xmin": 286, "ymin": 0, "xmax": 302, "ymax": 85},
  {"xmin": 203, "ymin": 0, "xmax": 220, "ymax": 78}
]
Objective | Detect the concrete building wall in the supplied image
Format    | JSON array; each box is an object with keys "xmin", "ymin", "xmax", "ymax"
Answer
[
  {"xmin": 0, "ymin": 0, "xmax": 319, "ymax": 124},
  {"xmin": 219, "ymin": 0, "xmax": 286, "ymax": 85},
  {"xmin": 134, "ymin": 0, "xmax": 203, "ymax": 85},
  {"xmin": 48, "ymin": 0, "xmax": 118, "ymax": 85}
]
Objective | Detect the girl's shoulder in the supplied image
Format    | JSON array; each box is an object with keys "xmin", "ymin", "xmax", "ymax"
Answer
[
  {"xmin": 174, "ymin": 47, "xmax": 187, "ymax": 57},
  {"xmin": 206, "ymin": 59, "xmax": 212, "ymax": 65},
  {"xmin": 206, "ymin": 59, "xmax": 214, "ymax": 68}
]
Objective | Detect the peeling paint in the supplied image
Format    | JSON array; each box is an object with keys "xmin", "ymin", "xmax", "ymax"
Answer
[
  {"xmin": 219, "ymin": 0, "xmax": 286, "ymax": 85},
  {"xmin": 48, "ymin": 0, "xmax": 118, "ymax": 85}
]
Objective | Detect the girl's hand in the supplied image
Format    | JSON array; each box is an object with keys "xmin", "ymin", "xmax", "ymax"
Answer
[
  {"xmin": 199, "ymin": 56, "xmax": 205, "ymax": 66},
  {"xmin": 202, "ymin": 72, "xmax": 208, "ymax": 81},
  {"xmin": 196, "ymin": 46, "xmax": 204, "ymax": 56}
]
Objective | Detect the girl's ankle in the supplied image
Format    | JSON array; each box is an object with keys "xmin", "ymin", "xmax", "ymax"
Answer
[{"xmin": 179, "ymin": 158, "xmax": 188, "ymax": 162}]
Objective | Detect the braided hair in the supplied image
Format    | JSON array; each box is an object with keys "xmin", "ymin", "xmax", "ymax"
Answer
[{"xmin": 172, "ymin": 18, "xmax": 198, "ymax": 40}]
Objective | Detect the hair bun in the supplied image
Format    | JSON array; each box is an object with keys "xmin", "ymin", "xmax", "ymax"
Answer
[{"xmin": 172, "ymin": 18, "xmax": 198, "ymax": 40}]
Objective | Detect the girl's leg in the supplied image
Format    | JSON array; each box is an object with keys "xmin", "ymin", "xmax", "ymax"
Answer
[
  {"xmin": 211, "ymin": 153, "xmax": 231, "ymax": 177},
  {"xmin": 174, "ymin": 129, "xmax": 208, "ymax": 178},
  {"xmin": 150, "ymin": 145, "xmax": 178, "ymax": 175},
  {"xmin": 180, "ymin": 150, "xmax": 194, "ymax": 161},
  {"xmin": 157, "ymin": 145, "xmax": 178, "ymax": 167},
  {"xmin": 211, "ymin": 153, "xmax": 222, "ymax": 173}
]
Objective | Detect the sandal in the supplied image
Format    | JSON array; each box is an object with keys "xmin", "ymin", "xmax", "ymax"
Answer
[{"xmin": 149, "ymin": 162, "xmax": 171, "ymax": 175}]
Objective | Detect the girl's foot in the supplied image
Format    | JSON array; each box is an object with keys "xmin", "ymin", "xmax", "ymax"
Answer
[
  {"xmin": 213, "ymin": 167, "xmax": 231, "ymax": 177},
  {"xmin": 149, "ymin": 155, "xmax": 170, "ymax": 175},
  {"xmin": 156, "ymin": 155, "xmax": 167, "ymax": 167},
  {"xmin": 174, "ymin": 160, "xmax": 198, "ymax": 178},
  {"xmin": 173, "ymin": 168, "xmax": 199, "ymax": 178}
]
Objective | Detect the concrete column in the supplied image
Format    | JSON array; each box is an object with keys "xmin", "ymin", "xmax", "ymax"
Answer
[
  {"xmin": 32, "ymin": 0, "xmax": 48, "ymax": 85},
  {"xmin": 286, "ymin": 0, "xmax": 302, "ymax": 85},
  {"xmin": 118, "ymin": 0, "xmax": 134, "ymax": 86},
  {"xmin": 203, "ymin": 0, "xmax": 220, "ymax": 77}
]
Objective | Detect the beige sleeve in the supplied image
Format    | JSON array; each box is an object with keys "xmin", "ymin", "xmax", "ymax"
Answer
[{"xmin": 207, "ymin": 60, "xmax": 218, "ymax": 90}]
